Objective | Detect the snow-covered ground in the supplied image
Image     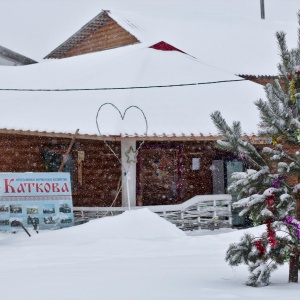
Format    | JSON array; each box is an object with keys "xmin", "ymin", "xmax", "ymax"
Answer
[{"xmin": 0, "ymin": 208, "xmax": 299, "ymax": 300}]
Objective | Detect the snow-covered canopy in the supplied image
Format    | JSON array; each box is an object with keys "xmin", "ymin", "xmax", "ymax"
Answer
[
  {"xmin": 0, "ymin": 0, "xmax": 299, "ymax": 74},
  {"xmin": 0, "ymin": 43, "xmax": 264, "ymax": 137}
]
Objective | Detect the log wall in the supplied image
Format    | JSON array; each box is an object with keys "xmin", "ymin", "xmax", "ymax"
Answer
[
  {"xmin": 0, "ymin": 133, "xmax": 122, "ymax": 207},
  {"xmin": 0, "ymin": 134, "xmax": 228, "ymax": 207},
  {"xmin": 137, "ymin": 141, "xmax": 224, "ymax": 206},
  {"xmin": 62, "ymin": 18, "xmax": 139, "ymax": 58}
]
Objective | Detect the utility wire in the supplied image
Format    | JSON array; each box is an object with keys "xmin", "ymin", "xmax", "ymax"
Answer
[{"xmin": 0, "ymin": 79, "xmax": 247, "ymax": 92}]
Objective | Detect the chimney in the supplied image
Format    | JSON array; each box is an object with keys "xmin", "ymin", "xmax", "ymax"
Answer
[{"xmin": 260, "ymin": 0, "xmax": 265, "ymax": 19}]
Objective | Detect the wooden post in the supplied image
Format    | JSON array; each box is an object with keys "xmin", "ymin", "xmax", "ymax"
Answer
[
  {"xmin": 58, "ymin": 129, "xmax": 79, "ymax": 172},
  {"xmin": 137, "ymin": 163, "xmax": 144, "ymax": 206},
  {"xmin": 77, "ymin": 151, "xmax": 85, "ymax": 186},
  {"xmin": 121, "ymin": 140, "xmax": 137, "ymax": 207}
]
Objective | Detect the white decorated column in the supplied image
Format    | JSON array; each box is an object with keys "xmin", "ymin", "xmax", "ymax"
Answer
[{"xmin": 121, "ymin": 139, "xmax": 137, "ymax": 208}]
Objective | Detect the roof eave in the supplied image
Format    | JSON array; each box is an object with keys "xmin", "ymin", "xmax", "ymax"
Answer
[{"xmin": 0, "ymin": 128, "xmax": 255, "ymax": 142}]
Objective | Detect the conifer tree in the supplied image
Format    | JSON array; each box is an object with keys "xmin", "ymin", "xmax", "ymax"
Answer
[{"xmin": 211, "ymin": 12, "xmax": 300, "ymax": 286}]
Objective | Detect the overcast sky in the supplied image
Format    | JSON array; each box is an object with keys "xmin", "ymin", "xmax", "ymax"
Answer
[{"xmin": 0, "ymin": 0, "xmax": 299, "ymax": 60}]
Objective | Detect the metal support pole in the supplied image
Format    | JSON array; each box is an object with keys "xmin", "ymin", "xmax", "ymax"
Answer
[{"xmin": 260, "ymin": 0, "xmax": 265, "ymax": 20}]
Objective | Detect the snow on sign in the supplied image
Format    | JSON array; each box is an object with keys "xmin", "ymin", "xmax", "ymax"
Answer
[{"xmin": 0, "ymin": 173, "xmax": 73, "ymax": 231}]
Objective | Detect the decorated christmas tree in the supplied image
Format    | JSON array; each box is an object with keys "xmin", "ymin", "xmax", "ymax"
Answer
[{"xmin": 210, "ymin": 12, "xmax": 300, "ymax": 286}]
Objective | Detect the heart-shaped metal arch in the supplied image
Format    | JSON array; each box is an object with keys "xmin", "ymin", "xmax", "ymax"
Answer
[{"xmin": 96, "ymin": 103, "xmax": 148, "ymax": 172}]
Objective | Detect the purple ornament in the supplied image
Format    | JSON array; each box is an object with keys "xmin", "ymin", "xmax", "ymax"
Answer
[
  {"xmin": 284, "ymin": 216, "xmax": 293, "ymax": 224},
  {"xmin": 273, "ymin": 181, "xmax": 279, "ymax": 188},
  {"xmin": 284, "ymin": 216, "xmax": 300, "ymax": 240},
  {"xmin": 278, "ymin": 175, "xmax": 284, "ymax": 180}
]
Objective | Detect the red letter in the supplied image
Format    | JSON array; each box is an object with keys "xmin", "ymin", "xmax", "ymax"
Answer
[
  {"xmin": 17, "ymin": 183, "xmax": 25, "ymax": 193},
  {"xmin": 52, "ymin": 183, "xmax": 60, "ymax": 192},
  {"xmin": 61, "ymin": 183, "xmax": 70, "ymax": 193},
  {"xmin": 4, "ymin": 179, "xmax": 15, "ymax": 193},
  {"xmin": 24, "ymin": 183, "xmax": 35, "ymax": 193},
  {"xmin": 44, "ymin": 183, "xmax": 51, "ymax": 193},
  {"xmin": 36, "ymin": 183, "xmax": 43, "ymax": 193}
]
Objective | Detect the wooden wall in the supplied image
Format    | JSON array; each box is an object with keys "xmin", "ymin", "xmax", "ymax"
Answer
[
  {"xmin": 0, "ymin": 133, "xmax": 122, "ymax": 207},
  {"xmin": 137, "ymin": 141, "xmax": 224, "ymax": 206},
  {"xmin": 62, "ymin": 18, "xmax": 139, "ymax": 59},
  {"xmin": 181, "ymin": 141, "xmax": 221, "ymax": 201},
  {"xmin": 0, "ymin": 134, "xmax": 228, "ymax": 207}
]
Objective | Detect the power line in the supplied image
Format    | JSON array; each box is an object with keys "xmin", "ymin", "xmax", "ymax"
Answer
[{"xmin": 0, "ymin": 79, "xmax": 247, "ymax": 92}]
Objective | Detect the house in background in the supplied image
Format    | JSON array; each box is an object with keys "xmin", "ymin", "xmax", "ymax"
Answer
[
  {"xmin": 44, "ymin": 10, "xmax": 140, "ymax": 59},
  {"xmin": 0, "ymin": 38, "xmax": 264, "ymax": 209},
  {"xmin": 0, "ymin": 45, "xmax": 37, "ymax": 66},
  {"xmin": 42, "ymin": 9, "xmax": 285, "ymax": 88},
  {"xmin": 0, "ymin": 5, "xmax": 291, "ymax": 209}
]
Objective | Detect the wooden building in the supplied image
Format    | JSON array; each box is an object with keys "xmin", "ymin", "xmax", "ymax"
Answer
[
  {"xmin": 44, "ymin": 10, "xmax": 140, "ymax": 59},
  {"xmin": 0, "ymin": 10, "xmax": 267, "ymax": 208},
  {"xmin": 0, "ymin": 130, "xmax": 240, "ymax": 207}
]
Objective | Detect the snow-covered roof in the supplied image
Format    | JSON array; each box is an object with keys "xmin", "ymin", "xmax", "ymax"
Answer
[
  {"xmin": 0, "ymin": 45, "xmax": 37, "ymax": 66},
  {"xmin": 0, "ymin": 0, "xmax": 299, "ymax": 75},
  {"xmin": 0, "ymin": 42, "xmax": 264, "ymax": 138},
  {"xmin": 44, "ymin": 10, "xmax": 140, "ymax": 59}
]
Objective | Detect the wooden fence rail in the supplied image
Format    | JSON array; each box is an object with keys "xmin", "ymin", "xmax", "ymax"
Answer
[{"xmin": 73, "ymin": 194, "xmax": 232, "ymax": 231}]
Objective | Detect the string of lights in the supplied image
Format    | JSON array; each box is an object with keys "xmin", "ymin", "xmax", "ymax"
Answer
[{"xmin": 0, "ymin": 79, "xmax": 247, "ymax": 92}]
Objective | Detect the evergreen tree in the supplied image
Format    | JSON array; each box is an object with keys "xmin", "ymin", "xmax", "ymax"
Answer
[{"xmin": 211, "ymin": 12, "xmax": 300, "ymax": 286}]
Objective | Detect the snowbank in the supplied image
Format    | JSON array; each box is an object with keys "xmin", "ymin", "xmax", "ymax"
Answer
[
  {"xmin": 69, "ymin": 208, "xmax": 186, "ymax": 239},
  {"xmin": 0, "ymin": 210, "xmax": 299, "ymax": 300}
]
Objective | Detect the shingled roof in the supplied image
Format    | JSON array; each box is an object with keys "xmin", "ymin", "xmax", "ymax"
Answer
[
  {"xmin": 44, "ymin": 10, "xmax": 140, "ymax": 59},
  {"xmin": 0, "ymin": 45, "xmax": 37, "ymax": 65}
]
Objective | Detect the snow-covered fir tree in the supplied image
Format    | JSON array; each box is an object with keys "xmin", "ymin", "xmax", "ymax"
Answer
[{"xmin": 211, "ymin": 12, "xmax": 300, "ymax": 286}]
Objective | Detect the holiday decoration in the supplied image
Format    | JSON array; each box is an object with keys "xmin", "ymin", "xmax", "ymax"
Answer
[
  {"xmin": 254, "ymin": 239, "xmax": 266, "ymax": 255},
  {"xmin": 211, "ymin": 13, "xmax": 300, "ymax": 286},
  {"xmin": 249, "ymin": 137, "xmax": 273, "ymax": 145},
  {"xmin": 96, "ymin": 103, "xmax": 149, "ymax": 210},
  {"xmin": 266, "ymin": 219, "xmax": 277, "ymax": 248},
  {"xmin": 265, "ymin": 193, "xmax": 277, "ymax": 247},
  {"xmin": 273, "ymin": 181, "xmax": 279, "ymax": 188},
  {"xmin": 289, "ymin": 79, "xmax": 296, "ymax": 102},
  {"xmin": 284, "ymin": 216, "xmax": 300, "ymax": 240},
  {"xmin": 265, "ymin": 193, "xmax": 275, "ymax": 213},
  {"xmin": 125, "ymin": 146, "xmax": 138, "ymax": 164},
  {"xmin": 295, "ymin": 129, "xmax": 300, "ymax": 142},
  {"xmin": 96, "ymin": 103, "xmax": 148, "ymax": 168}
]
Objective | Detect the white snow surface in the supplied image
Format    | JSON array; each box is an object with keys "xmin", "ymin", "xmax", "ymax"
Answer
[
  {"xmin": 0, "ymin": 208, "xmax": 299, "ymax": 300},
  {"xmin": 0, "ymin": 45, "xmax": 264, "ymax": 136}
]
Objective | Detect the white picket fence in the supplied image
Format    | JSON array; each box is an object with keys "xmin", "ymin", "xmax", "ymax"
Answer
[
  {"xmin": 74, "ymin": 194, "xmax": 232, "ymax": 230},
  {"xmin": 73, "ymin": 194, "xmax": 232, "ymax": 230}
]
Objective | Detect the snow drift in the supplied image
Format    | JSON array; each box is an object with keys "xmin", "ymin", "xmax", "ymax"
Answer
[{"xmin": 68, "ymin": 208, "xmax": 186, "ymax": 239}]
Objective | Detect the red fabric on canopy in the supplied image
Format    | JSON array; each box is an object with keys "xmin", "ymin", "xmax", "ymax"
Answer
[{"xmin": 149, "ymin": 41, "xmax": 186, "ymax": 54}]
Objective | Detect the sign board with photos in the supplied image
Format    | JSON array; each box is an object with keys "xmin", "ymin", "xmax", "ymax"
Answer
[{"xmin": 0, "ymin": 172, "xmax": 74, "ymax": 231}]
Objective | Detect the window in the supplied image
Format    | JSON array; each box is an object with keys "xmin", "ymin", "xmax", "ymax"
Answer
[{"xmin": 41, "ymin": 147, "xmax": 75, "ymax": 192}]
